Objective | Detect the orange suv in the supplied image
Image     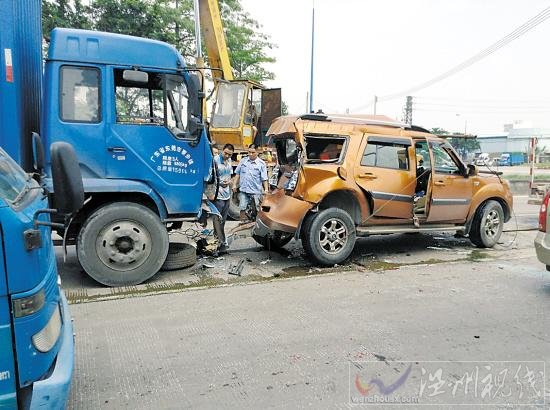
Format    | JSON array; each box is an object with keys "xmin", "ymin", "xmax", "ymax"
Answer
[{"xmin": 253, "ymin": 114, "xmax": 513, "ymax": 265}]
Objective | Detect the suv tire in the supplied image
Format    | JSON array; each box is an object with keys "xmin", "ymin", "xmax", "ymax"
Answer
[
  {"xmin": 469, "ymin": 200, "xmax": 504, "ymax": 248},
  {"xmin": 303, "ymin": 208, "xmax": 356, "ymax": 265}
]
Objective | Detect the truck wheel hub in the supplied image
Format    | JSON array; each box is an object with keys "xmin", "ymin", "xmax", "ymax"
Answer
[{"xmin": 97, "ymin": 220, "xmax": 152, "ymax": 271}]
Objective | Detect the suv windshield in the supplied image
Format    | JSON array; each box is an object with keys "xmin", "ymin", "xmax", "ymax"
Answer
[{"xmin": 0, "ymin": 148, "xmax": 29, "ymax": 203}]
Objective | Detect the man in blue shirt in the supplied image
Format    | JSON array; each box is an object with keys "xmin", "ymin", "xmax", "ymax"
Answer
[
  {"xmin": 213, "ymin": 144, "xmax": 234, "ymax": 251},
  {"xmin": 233, "ymin": 144, "xmax": 268, "ymax": 222}
]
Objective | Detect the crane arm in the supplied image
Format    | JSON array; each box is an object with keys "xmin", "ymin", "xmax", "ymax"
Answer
[{"xmin": 198, "ymin": 0, "xmax": 234, "ymax": 81}]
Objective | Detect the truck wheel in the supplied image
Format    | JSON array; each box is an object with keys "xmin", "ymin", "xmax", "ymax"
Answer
[
  {"xmin": 302, "ymin": 208, "xmax": 356, "ymax": 266},
  {"xmin": 161, "ymin": 243, "xmax": 197, "ymax": 271},
  {"xmin": 228, "ymin": 192, "xmax": 241, "ymax": 220},
  {"xmin": 253, "ymin": 231, "xmax": 293, "ymax": 249},
  {"xmin": 469, "ymin": 200, "xmax": 504, "ymax": 248},
  {"xmin": 77, "ymin": 202, "xmax": 169, "ymax": 286}
]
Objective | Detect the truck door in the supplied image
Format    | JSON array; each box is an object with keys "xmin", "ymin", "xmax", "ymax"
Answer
[
  {"xmin": 354, "ymin": 135, "xmax": 415, "ymax": 219},
  {"xmin": 106, "ymin": 69, "xmax": 205, "ymax": 214},
  {"xmin": 426, "ymin": 140, "xmax": 472, "ymax": 222},
  {"xmin": 0, "ymin": 225, "xmax": 17, "ymax": 408}
]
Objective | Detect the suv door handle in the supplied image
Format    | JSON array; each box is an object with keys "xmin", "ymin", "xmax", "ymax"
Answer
[
  {"xmin": 108, "ymin": 147, "xmax": 126, "ymax": 153},
  {"xmin": 358, "ymin": 173, "xmax": 377, "ymax": 180},
  {"xmin": 434, "ymin": 180, "xmax": 445, "ymax": 186}
]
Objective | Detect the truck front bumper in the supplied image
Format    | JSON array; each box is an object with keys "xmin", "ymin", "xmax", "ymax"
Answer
[{"xmin": 30, "ymin": 292, "xmax": 74, "ymax": 410}]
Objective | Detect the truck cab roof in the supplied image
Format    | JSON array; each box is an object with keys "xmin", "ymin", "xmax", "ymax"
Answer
[{"xmin": 47, "ymin": 28, "xmax": 186, "ymax": 71}]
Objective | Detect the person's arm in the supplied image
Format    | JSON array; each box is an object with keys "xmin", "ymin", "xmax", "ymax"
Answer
[{"xmin": 233, "ymin": 161, "xmax": 241, "ymax": 191}]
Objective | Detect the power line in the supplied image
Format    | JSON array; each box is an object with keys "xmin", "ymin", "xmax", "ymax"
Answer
[{"xmin": 353, "ymin": 5, "xmax": 550, "ymax": 111}]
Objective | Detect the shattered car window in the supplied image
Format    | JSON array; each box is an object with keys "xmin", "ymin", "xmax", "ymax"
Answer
[{"xmin": 305, "ymin": 135, "xmax": 346, "ymax": 163}]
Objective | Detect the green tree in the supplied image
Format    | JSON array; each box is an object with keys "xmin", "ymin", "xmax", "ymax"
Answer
[
  {"xmin": 42, "ymin": 0, "xmax": 91, "ymax": 39},
  {"xmin": 219, "ymin": 0, "xmax": 276, "ymax": 81},
  {"xmin": 42, "ymin": 0, "xmax": 276, "ymax": 82}
]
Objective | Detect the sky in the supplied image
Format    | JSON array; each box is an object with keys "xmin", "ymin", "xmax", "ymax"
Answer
[{"xmin": 239, "ymin": 0, "xmax": 550, "ymax": 135}]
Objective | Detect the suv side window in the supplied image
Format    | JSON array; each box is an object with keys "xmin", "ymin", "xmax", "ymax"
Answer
[
  {"xmin": 430, "ymin": 142, "xmax": 462, "ymax": 174},
  {"xmin": 361, "ymin": 138, "xmax": 409, "ymax": 170}
]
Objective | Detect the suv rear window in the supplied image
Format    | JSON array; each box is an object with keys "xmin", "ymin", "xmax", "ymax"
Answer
[
  {"xmin": 361, "ymin": 139, "xmax": 410, "ymax": 170},
  {"xmin": 305, "ymin": 135, "xmax": 346, "ymax": 163}
]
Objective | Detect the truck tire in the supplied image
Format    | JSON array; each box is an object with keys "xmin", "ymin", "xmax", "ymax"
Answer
[
  {"xmin": 77, "ymin": 202, "xmax": 169, "ymax": 286},
  {"xmin": 302, "ymin": 208, "xmax": 356, "ymax": 266},
  {"xmin": 253, "ymin": 231, "xmax": 293, "ymax": 249},
  {"xmin": 161, "ymin": 243, "xmax": 197, "ymax": 271},
  {"xmin": 469, "ymin": 200, "xmax": 504, "ymax": 248}
]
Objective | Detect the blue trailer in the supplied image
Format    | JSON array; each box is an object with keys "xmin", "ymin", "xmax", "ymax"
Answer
[{"xmin": 1, "ymin": 0, "xmax": 213, "ymax": 287}]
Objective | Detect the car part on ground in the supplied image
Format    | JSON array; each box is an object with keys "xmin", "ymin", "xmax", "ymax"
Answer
[{"xmin": 252, "ymin": 231, "xmax": 293, "ymax": 249}]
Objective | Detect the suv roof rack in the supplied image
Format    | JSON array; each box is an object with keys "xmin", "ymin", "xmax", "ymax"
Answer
[{"xmin": 299, "ymin": 113, "xmax": 330, "ymax": 121}]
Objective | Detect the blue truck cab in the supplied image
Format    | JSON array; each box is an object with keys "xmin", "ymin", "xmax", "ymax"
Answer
[
  {"xmin": 0, "ymin": 144, "xmax": 82, "ymax": 409},
  {"xmin": 40, "ymin": 29, "xmax": 213, "ymax": 286}
]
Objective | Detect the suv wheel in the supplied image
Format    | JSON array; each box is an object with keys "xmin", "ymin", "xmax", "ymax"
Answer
[
  {"xmin": 469, "ymin": 200, "xmax": 504, "ymax": 248},
  {"xmin": 303, "ymin": 208, "xmax": 356, "ymax": 265}
]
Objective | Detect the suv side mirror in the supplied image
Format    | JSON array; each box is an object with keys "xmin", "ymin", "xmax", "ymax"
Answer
[
  {"xmin": 50, "ymin": 142, "xmax": 84, "ymax": 214},
  {"xmin": 187, "ymin": 73, "xmax": 204, "ymax": 140},
  {"xmin": 467, "ymin": 163, "xmax": 478, "ymax": 177}
]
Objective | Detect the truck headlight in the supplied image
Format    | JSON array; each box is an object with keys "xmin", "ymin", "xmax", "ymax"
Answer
[
  {"xmin": 32, "ymin": 305, "xmax": 62, "ymax": 353},
  {"xmin": 13, "ymin": 289, "xmax": 45, "ymax": 318}
]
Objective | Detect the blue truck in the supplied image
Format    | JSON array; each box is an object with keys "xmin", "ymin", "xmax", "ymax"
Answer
[
  {"xmin": 498, "ymin": 152, "xmax": 524, "ymax": 166},
  {"xmin": 2, "ymin": 0, "xmax": 213, "ymax": 287},
  {"xmin": 2, "ymin": 2, "xmax": 85, "ymax": 408}
]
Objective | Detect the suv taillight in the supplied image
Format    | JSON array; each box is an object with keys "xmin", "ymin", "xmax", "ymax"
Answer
[{"xmin": 539, "ymin": 192, "xmax": 550, "ymax": 232}]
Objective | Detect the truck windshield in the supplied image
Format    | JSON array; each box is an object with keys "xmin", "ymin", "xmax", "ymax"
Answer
[
  {"xmin": 0, "ymin": 149, "xmax": 28, "ymax": 203},
  {"xmin": 211, "ymin": 82, "xmax": 246, "ymax": 128},
  {"xmin": 115, "ymin": 70, "xmax": 189, "ymax": 137}
]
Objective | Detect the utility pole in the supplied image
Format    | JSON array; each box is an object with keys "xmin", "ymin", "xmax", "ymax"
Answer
[
  {"xmin": 403, "ymin": 95, "xmax": 413, "ymax": 125},
  {"xmin": 308, "ymin": 3, "xmax": 315, "ymax": 113},
  {"xmin": 373, "ymin": 95, "xmax": 378, "ymax": 116}
]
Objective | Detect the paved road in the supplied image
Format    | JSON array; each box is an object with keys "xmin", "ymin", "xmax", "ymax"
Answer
[
  {"xmin": 67, "ymin": 229, "xmax": 549, "ymax": 408},
  {"xmin": 59, "ymin": 196, "xmax": 539, "ymax": 303}
]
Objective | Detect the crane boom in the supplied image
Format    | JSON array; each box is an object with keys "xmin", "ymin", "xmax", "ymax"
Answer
[{"xmin": 198, "ymin": 0, "xmax": 233, "ymax": 80}]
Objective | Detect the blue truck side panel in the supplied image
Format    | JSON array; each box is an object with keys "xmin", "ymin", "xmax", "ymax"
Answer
[
  {"xmin": 0, "ymin": 298, "xmax": 17, "ymax": 409},
  {"xmin": 0, "ymin": 0, "xmax": 42, "ymax": 171}
]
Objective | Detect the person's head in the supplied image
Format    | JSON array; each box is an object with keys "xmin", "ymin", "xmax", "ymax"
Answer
[
  {"xmin": 248, "ymin": 144, "xmax": 258, "ymax": 160},
  {"xmin": 222, "ymin": 143, "xmax": 234, "ymax": 160},
  {"xmin": 212, "ymin": 146, "xmax": 219, "ymax": 156}
]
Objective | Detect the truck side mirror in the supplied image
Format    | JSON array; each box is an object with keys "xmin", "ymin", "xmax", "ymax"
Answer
[
  {"xmin": 187, "ymin": 73, "xmax": 204, "ymax": 139},
  {"xmin": 50, "ymin": 142, "xmax": 84, "ymax": 215},
  {"xmin": 32, "ymin": 132, "xmax": 45, "ymax": 175},
  {"xmin": 467, "ymin": 163, "xmax": 478, "ymax": 177}
]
